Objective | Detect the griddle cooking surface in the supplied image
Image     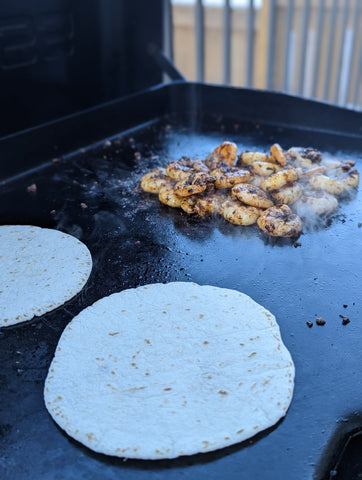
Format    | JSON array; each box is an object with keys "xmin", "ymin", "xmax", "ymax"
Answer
[{"xmin": 1, "ymin": 95, "xmax": 362, "ymax": 480}]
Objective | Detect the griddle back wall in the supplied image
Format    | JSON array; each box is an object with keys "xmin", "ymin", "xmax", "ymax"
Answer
[{"xmin": 0, "ymin": 0, "xmax": 163, "ymax": 136}]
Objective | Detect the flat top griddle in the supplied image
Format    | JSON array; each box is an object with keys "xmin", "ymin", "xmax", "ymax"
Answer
[{"xmin": 1, "ymin": 83, "xmax": 362, "ymax": 480}]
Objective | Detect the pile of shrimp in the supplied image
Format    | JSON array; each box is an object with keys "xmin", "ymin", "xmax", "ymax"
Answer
[{"xmin": 140, "ymin": 141, "xmax": 359, "ymax": 237}]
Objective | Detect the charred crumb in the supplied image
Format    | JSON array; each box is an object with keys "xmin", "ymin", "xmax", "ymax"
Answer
[
  {"xmin": 294, "ymin": 241, "xmax": 302, "ymax": 248},
  {"xmin": 339, "ymin": 315, "xmax": 350, "ymax": 325},
  {"xmin": 343, "ymin": 304, "xmax": 348, "ymax": 308},
  {"xmin": 306, "ymin": 321, "xmax": 313, "ymax": 328},
  {"xmin": 316, "ymin": 317, "xmax": 326, "ymax": 326},
  {"xmin": 26, "ymin": 183, "xmax": 37, "ymax": 193}
]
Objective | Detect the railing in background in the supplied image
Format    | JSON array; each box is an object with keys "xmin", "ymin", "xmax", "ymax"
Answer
[{"xmin": 163, "ymin": 0, "xmax": 361, "ymax": 110}]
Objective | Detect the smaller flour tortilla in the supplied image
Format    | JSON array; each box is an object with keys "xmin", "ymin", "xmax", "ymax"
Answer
[
  {"xmin": 44, "ymin": 282, "xmax": 294, "ymax": 460},
  {"xmin": 0, "ymin": 225, "xmax": 92, "ymax": 327}
]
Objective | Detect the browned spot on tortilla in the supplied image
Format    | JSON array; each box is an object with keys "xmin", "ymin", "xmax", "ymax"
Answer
[
  {"xmin": 108, "ymin": 332, "xmax": 120, "ymax": 336},
  {"xmin": 144, "ymin": 339, "xmax": 151, "ymax": 345},
  {"xmin": 248, "ymin": 352, "xmax": 257, "ymax": 358},
  {"xmin": 164, "ymin": 387, "xmax": 172, "ymax": 391},
  {"xmin": 199, "ymin": 314, "xmax": 204, "ymax": 319},
  {"xmin": 203, "ymin": 341, "xmax": 209, "ymax": 345},
  {"xmin": 237, "ymin": 428, "xmax": 245, "ymax": 434},
  {"xmin": 218, "ymin": 390, "xmax": 228, "ymax": 395},
  {"xmin": 253, "ymin": 425, "xmax": 259, "ymax": 430}
]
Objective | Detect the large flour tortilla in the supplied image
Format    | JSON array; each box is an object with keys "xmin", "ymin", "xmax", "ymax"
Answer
[
  {"xmin": 44, "ymin": 282, "xmax": 294, "ymax": 459},
  {"xmin": 0, "ymin": 225, "xmax": 92, "ymax": 327}
]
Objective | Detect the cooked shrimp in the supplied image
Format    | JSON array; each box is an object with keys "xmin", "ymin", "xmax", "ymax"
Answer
[
  {"xmin": 211, "ymin": 166, "xmax": 251, "ymax": 188},
  {"xmin": 221, "ymin": 200, "xmax": 262, "ymax": 226},
  {"xmin": 232, "ymin": 184, "xmax": 274, "ymax": 209},
  {"xmin": 341, "ymin": 169, "xmax": 359, "ymax": 189},
  {"xmin": 166, "ymin": 157, "xmax": 208, "ymax": 181},
  {"xmin": 308, "ymin": 175, "xmax": 345, "ymax": 195},
  {"xmin": 249, "ymin": 161, "xmax": 281, "ymax": 177},
  {"xmin": 180, "ymin": 196, "xmax": 198, "ymax": 214},
  {"xmin": 299, "ymin": 165, "xmax": 327, "ymax": 178},
  {"xmin": 270, "ymin": 143, "xmax": 287, "ymax": 167},
  {"xmin": 237, "ymin": 151, "xmax": 272, "ymax": 166},
  {"xmin": 158, "ymin": 184, "xmax": 183, "ymax": 208},
  {"xmin": 195, "ymin": 192, "xmax": 226, "ymax": 217},
  {"xmin": 204, "ymin": 141, "xmax": 238, "ymax": 169},
  {"xmin": 260, "ymin": 167, "xmax": 299, "ymax": 192},
  {"xmin": 174, "ymin": 172, "xmax": 213, "ymax": 197},
  {"xmin": 257, "ymin": 205, "xmax": 303, "ymax": 237},
  {"xmin": 287, "ymin": 147, "xmax": 322, "ymax": 164},
  {"xmin": 140, "ymin": 168, "xmax": 169, "ymax": 193},
  {"xmin": 293, "ymin": 192, "xmax": 338, "ymax": 216},
  {"xmin": 270, "ymin": 183, "xmax": 303, "ymax": 205}
]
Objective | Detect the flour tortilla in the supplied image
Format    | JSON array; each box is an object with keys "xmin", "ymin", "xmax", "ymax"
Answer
[
  {"xmin": 0, "ymin": 225, "xmax": 92, "ymax": 327},
  {"xmin": 44, "ymin": 282, "xmax": 294, "ymax": 459}
]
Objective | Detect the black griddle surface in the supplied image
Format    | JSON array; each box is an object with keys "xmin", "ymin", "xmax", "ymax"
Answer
[{"xmin": 1, "ymin": 84, "xmax": 362, "ymax": 480}]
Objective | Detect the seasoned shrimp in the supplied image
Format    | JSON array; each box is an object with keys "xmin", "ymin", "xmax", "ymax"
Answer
[
  {"xmin": 195, "ymin": 192, "xmax": 226, "ymax": 217},
  {"xmin": 140, "ymin": 168, "xmax": 169, "ymax": 193},
  {"xmin": 237, "ymin": 151, "xmax": 272, "ymax": 166},
  {"xmin": 270, "ymin": 143, "xmax": 287, "ymax": 167},
  {"xmin": 158, "ymin": 184, "xmax": 183, "ymax": 208},
  {"xmin": 174, "ymin": 172, "xmax": 213, "ymax": 197},
  {"xmin": 270, "ymin": 183, "xmax": 303, "ymax": 205},
  {"xmin": 166, "ymin": 157, "xmax": 208, "ymax": 181},
  {"xmin": 341, "ymin": 169, "xmax": 359, "ymax": 189},
  {"xmin": 232, "ymin": 183, "xmax": 274, "ymax": 209},
  {"xmin": 286, "ymin": 147, "xmax": 322, "ymax": 165},
  {"xmin": 204, "ymin": 141, "xmax": 238, "ymax": 169},
  {"xmin": 221, "ymin": 200, "xmax": 262, "ymax": 226},
  {"xmin": 211, "ymin": 166, "xmax": 251, "ymax": 188},
  {"xmin": 180, "ymin": 196, "xmax": 198, "ymax": 214},
  {"xmin": 260, "ymin": 167, "xmax": 299, "ymax": 192},
  {"xmin": 308, "ymin": 175, "xmax": 345, "ymax": 195},
  {"xmin": 299, "ymin": 165, "xmax": 327, "ymax": 178},
  {"xmin": 257, "ymin": 205, "xmax": 303, "ymax": 237},
  {"xmin": 293, "ymin": 192, "xmax": 338, "ymax": 216},
  {"xmin": 249, "ymin": 161, "xmax": 281, "ymax": 177}
]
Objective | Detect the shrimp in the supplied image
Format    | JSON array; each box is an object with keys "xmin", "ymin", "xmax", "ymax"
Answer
[
  {"xmin": 158, "ymin": 184, "xmax": 183, "ymax": 208},
  {"xmin": 299, "ymin": 165, "xmax": 327, "ymax": 178},
  {"xmin": 232, "ymin": 183, "xmax": 274, "ymax": 209},
  {"xmin": 221, "ymin": 200, "xmax": 263, "ymax": 226},
  {"xmin": 260, "ymin": 167, "xmax": 299, "ymax": 192},
  {"xmin": 341, "ymin": 169, "xmax": 359, "ymax": 189},
  {"xmin": 293, "ymin": 192, "xmax": 338, "ymax": 216},
  {"xmin": 308, "ymin": 175, "xmax": 345, "ymax": 195},
  {"xmin": 237, "ymin": 151, "xmax": 272, "ymax": 166},
  {"xmin": 286, "ymin": 147, "xmax": 322, "ymax": 165},
  {"xmin": 195, "ymin": 192, "xmax": 226, "ymax": 217},
  {"xmin": 257, "ymin": 205, "xmax": 303, "ymax": 237},
  {"xmin": 180, "ymin": 196, "xmax": 199, "ymax": 214},
  {"xmin": 211, "ymin": 166, "xmax": 251, "ymax": 188},
  {"xmin": 174, "ymin": 172, "xmax": 213, "ymax": 197},
  {"xmin": 166, "ymin": 157, "xmax": 208, "ymax": 181},
  {"xmin": 270, "ymin": 183, "xmax": 303, "ymax": 205},
  {"xmin": 204, "ymin": 141, "xmax": 238, "ymax": 169},
  {"xmin": 249, "ymin": 161, "xmax": 281, "ymax": 177},
  {"xmin": 270, "ymin": 143, "xmax": 287, "ymax": 167},
  {"xmin": 140, "ymin": 168, "xmax": 169, "ymax": 194}
]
